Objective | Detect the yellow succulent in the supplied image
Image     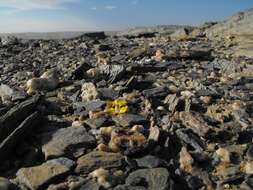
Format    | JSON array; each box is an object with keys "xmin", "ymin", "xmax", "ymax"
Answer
[{"xmin": 105, "ymin": 99, "xmax": 128, "ymax": 115}]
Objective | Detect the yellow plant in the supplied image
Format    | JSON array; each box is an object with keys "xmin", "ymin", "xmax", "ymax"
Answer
[{"xmin": 105, "ymin": 99, "xmax": 128, "ymax": 115}]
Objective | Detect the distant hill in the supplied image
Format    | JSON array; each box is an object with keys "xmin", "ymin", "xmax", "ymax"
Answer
[{"xmin": 206, "ymin": 8, "xmax": 253, "ymax": 57}]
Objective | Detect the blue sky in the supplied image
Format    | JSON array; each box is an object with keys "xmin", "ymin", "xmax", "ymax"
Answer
[{"xmin": 0, "ymin": 0, "xmax": 253, "ymax": 33}]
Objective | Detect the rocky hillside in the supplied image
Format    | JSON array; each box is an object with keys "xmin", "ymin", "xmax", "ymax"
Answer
[{"xmin": 205, "ymin": 8, "xmax": 253, "ymax": 57}]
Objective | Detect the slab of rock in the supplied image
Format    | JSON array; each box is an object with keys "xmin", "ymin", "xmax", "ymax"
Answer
[
  {"xmin": 42, "ymin": 126, "xmax": 96, "ymax": 159},
  {"xmin": 0, "ymin": 95, "xmax": 40, "ymax": 142},
  {"xmin": 135, "ymin": 155, "xmax": 166, "ymax": 168},
  {"xmin": 83, "ymin": 100, "xmax": 105, "ymax": 112},
  {"xmin": 16, "ymin": 157, "xmax": 75, "ymax": 190},
  {"xmin": 143, "ymin": 86, "xmax": 168, "ymax": 99},
  {"xmin": 126, "ymin": 168, "xmax": 171, "ymax": 190},
  {"xmin": 112, "ymin": 114, "xmax": 147, "ymax": 127},
  {"xmin": 75, "ymin": 151, "xmax": 124, "ymax": 174},
  {"xmin": 0, "ymin": 112, "xmax": 41, "ymax": 162},
  {"xmin": 98, "ymin": 88, "xmax": 119, "ymax": 100},
  {"xmin": 84, "ymin": 116, "xmax": 110, "ymax": 129}
]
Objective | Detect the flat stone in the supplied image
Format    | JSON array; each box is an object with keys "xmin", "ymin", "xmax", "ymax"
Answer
[
  {"xmin": 126, "ymin": 168, "xmax": 170, "ymax": 190},
  {"xmin": 143, "ymin": 86, "xmax": 168, "ymax": 99},
  {"xmin": 135, "ymin": 155, "xmax": 165, "ymax": 168},
  {"xmin": 112, "ymin": 114, "xmax": 147, "ymax": 127},
  {"xmin": 84, "ymin": 116, "xmax": 110, "ymax": 129},
  {"xmin": 83, "ymin": 100, "xmax": 105, "ymax": 112},
  {"xmin": 16, "ymin": 157, "xmax": 75, "ymax": 190},
  {"xmin": 98, "ymin": 88, "xmax": 119, "ymax": 99},
  {"xmin": 42, "ymin": 126, "xmax": 96, "ymax": 159},
  {"xmin": 75, "ymin": 151, "xmax": 124, "ymax": 174}
]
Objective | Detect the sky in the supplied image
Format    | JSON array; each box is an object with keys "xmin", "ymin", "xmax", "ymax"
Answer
[{"xmin": 0, "ymin": 0, "xmax": 253, "ymax": 33}]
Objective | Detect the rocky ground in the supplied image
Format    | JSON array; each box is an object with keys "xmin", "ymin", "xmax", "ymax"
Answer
[{"xmin": 1, "ymin": 9, "xmax": 253, "ymax": 190}]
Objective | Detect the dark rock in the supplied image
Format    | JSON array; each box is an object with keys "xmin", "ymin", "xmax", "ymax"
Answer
[
  {"xmin": 0, "ymin": 112, "xmax": 42, "ymax": 162},
  {"xmin": 95, "ymin": 44, "xmax": 111, "ymax": 51},
  {"xmin": 83, "ymin": 100, "xmax": 105, "ymax": 112},
  {"xmin": 75, "ymin": 32, "xmax": 106, "ymax": 40},
  {"xmin": 112, "ymin": 114, "xmax": 147, "ymax": 127},
  {"xmin": 135, "ymin": 155, "xmax": 166, "ymax": 168},
  {"xmin": 129, "ymin": 64, "xmax": 168, "ymax": 73},
  {"xmin": 42, "ymin": 126, "xmax": 96, "ymax": 159},
  {"xmin": 0, "ymin": 95, "xmax": 41, "ymax": 142},
  {"xmin": 143, "ymin": 86, "xmax": 168, "ymax": 99},
  {"xmin": 125, "ymin": 168, "xmax": 171, "ymax": 190},
  {"xmin": 78, "ymin": 181, "xmax": 102, "ymax": 190},
  {"xmin": 245, "ymin": 176, "xmax": 253, "ymax": 189}
]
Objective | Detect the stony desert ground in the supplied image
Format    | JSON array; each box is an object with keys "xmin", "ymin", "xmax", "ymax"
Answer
[{"xmin": 1, "ymin": 9, "xmax": 253, "ymax": 190}]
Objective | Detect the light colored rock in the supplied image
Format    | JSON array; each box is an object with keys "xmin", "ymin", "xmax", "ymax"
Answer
[
  {"xmin": 16, "ymin": 158, "xmax": 75, "ymax": 190},
  {"xmin": 89, "ymin": 168, "xmax": 111, "ymax": 188},
  {"xmin": 179, "ymin": 146, "xmax": 194, "ymax": 173},
  {"xmin": 245, "ymin": 161, "xmax": 253, "ymax": 174},
  {"xmin": 0, "ymin": 84, "xmax": 14, "ymax": 103},
  {"xmin": 26, "ymin": 69, "xmax": 60, "ymax": 95},
  {"xmin": 81, "ymin": 82, "xmax": 100, "ymax": 102},
  {"xmin": 216, "ymin": 148, "xmax": 231, "ymax": 163}
]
